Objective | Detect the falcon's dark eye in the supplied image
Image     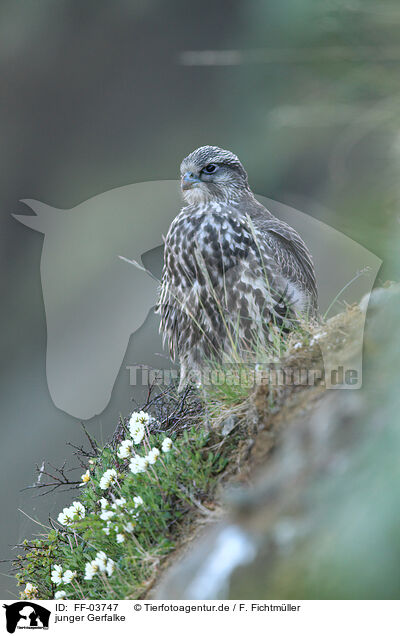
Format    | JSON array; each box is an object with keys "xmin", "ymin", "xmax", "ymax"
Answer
[{"xmin": 203, "ymin": 164, "xmax": 217, "ymax": 174}]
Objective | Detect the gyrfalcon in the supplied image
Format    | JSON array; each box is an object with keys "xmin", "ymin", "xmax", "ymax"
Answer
[{"xmin": 157, "ymin": 145, "xmax": 318, "ymax": 390}]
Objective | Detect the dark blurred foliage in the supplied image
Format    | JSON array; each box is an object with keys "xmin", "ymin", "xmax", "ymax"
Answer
[{"xmin": 1, "ymin": 0, "xmax": 399, "ymax": 597}]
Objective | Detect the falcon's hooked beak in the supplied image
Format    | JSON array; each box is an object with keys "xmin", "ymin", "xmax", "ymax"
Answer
[{"xmin": 181, "ymin": 171, "xmax": 201, "ymax": 191}]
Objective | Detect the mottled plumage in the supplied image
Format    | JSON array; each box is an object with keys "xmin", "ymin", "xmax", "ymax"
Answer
[{"xmin": 157, "ymin": 146, "xmax": 318, "ymax": 389}]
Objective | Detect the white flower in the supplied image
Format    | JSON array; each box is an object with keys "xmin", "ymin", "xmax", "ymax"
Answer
[
  {"xmin": 123, "ymin": 522, "xmax": 135, "ymax": 532},
  {"xmin": 99, "ymin": 468, "xmax": 117, "ymax": 490},
  {"xmin": 117, "ymin": 439, "xmax": 134, "ymax": 459},
  {"xmin": 84, "ymin": 561, "xmax": 99, "ymax": 580},
  {"xmin": 99, "ymin": 476, "xmax": 108, "ymax": 490},
  {"xmin": 62, "ymin": 570, "xmax": 76, "ymax": 584},
  {"xmin": 57, "ymin": 507, "xmax": 74, "ymax": 526},
  {"xmin": 23, "ymin": 582, "xmax": 38, "ymax": 599},
  {"xmin": 129, "ymin": 455, "xmax": 148, "ymax": 474},
  {"xmin": 130, "ymin": 422, "xmax": 145, "ymax": 445},
  {"xmin": 106, "ymin": 558, "xmax": 115, "ymax": 577},
  {"xmin": 57, "ymin": 511, "xmax": 69, "ymax": 525},
  {"xmin": 57, "ymin": 501, "xmax": 85, "ymax": 525},
  {"xmin": 133, "ymin": 495, "xmax": 143, "ymax": 508},
  {"xmin": 98, "ymin": 497, "xmax": 109, "ymax": 509},
  {"xmin": 147, "ymin": 447, "xmax": 160, "ymax": 465},
  {"xmin": 161, "ymin": 437, "xmax": 173, "ymax": 452},
  {"xmin": 129, "ymin": 410, "xmax": 150, "ymax": 427},
  {"xmin": 100, "ymin": 510, "xmax": 115, "ymax": 521},
  {"xmin": 94, "ymin": 551, "xmax": 108, "ymax": 572},
  {"xmin": 54, "ymin": 590, "xmax": 67, "ymax": 599},
  {"xmin": 51, "ymin": 564, "xmax": 63, "ymax": 585},
  {"xmin": 129, "ymin": 411, "xmax": 150, "ymax": 443},
  {"xmin": 80, "ymin": 469, "xmax": 90, "ymax": 485},
  {"xmin": 70, "ymin": 501, "xmax": 85, "ymax": 520},
  {"xmin": 116, "ymin": 533, "xmax": 125, "ymax": 543},
  {"xmin": 112, "ymin": 497, "xmax": 127, "ymax": 509}
]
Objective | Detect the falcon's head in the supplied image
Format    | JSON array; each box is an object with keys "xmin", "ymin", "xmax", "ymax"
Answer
[{"xmin": 180, "ymin": 145, "xmax": 249, "ymax": 205}]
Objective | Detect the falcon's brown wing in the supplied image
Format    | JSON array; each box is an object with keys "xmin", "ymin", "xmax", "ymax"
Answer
[{"xmin": 245, "ymin": 199, "xmax": 318, "ymax": 316}]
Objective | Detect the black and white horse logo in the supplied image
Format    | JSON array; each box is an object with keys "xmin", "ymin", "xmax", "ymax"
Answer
[{"xmin": 3, "ymin": 602, "xmax": 51, "ymax": 633}]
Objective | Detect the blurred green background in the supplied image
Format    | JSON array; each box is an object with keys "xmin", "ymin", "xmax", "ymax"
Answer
[{"xmin": 1, "ymin": 0, "xmax": 399, "ymax": 598}]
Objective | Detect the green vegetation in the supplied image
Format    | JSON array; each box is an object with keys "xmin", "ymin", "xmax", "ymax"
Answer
[
  {"xmin": 13, "ymin": 292, "xmax": 351, "ymax": 601},
  {"xmin": 13, "ymin": 397, "xmax": 243, "ymax": 600},
  {"xmin": 202, "ymin": 316, "xmax": 313, "ymax": 425}
]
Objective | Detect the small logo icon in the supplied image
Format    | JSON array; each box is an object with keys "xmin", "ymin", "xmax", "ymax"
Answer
[{"xmin": 3, "ymin": 602, "xmax": 51, "ymax": 634}]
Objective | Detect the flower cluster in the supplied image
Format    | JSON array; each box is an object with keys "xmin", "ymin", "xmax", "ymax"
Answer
[
  {"xmin": 84, "ymin": 551, "xmax": 115, "ymax": 580},
  {"xmin": 51, "ymin": 564, "xmax": 77, "ymax": 586},
  {"xmin": 129, "ymin": 411, "xmax": 150, "ymax": 442},
  {"xmin": 129, "ymin": 454, "xmax": 148, "ymax": 474},
  {"xmin": 117, "ymin": 439, "xmax": 133, "ymax": 459},
  {"xmin": 57, "ymin": 501, "xmax": 86, "ymax": 526},
  {"xmin": 20, "ymin": 409, "xmax": 179, "ymax": 601},
  {"xmin": 98, "ymin": 494, "xmax": 143, "ymax": 542},
  {"xmin": 116, "ymin": 411, "xmax": 172, "ymax": 477},
  {"xmin": 99, "ymin": 468, "xmax": 117, "ymax": 490}
]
